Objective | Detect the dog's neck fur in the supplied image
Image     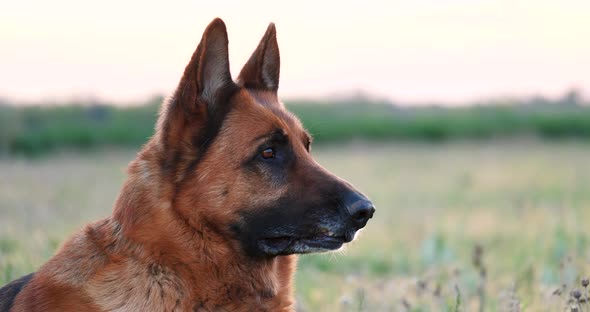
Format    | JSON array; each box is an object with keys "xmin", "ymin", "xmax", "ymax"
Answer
[{"xmin": 105, "ymin": 144, "xmax": 296, "ymax": 311}]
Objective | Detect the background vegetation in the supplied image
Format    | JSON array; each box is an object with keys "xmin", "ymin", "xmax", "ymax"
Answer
[
  {"xmin": 1, "ymin": 90, "xmax": 589, "ymax": 156},
  {"xmin": 1, "ymin": 91, "xmax": 590, "ymax": 311},
  {"xmin": 1, "ymin": 141, "xmax": 589, "ymax": 311}
]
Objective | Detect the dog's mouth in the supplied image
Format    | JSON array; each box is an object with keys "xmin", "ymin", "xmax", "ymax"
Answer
[{"xmin": 257, "ymin": 230, "xmax": 355, "ymax": 256}]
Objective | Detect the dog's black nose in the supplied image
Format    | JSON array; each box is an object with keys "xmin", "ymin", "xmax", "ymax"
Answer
[{"xmin": 343, "ymin": 192, "xmax": 375, "ymax": 228}]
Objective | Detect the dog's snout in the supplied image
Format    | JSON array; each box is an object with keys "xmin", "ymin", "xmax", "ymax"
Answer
[{"xmin": 343, "ymin": 192, "xmax": 375, "ymax": 228}]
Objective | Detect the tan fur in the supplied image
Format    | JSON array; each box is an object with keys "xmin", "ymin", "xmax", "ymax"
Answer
[
  {"xmin": 12, "ymin": 93, "xmax": 299, "ymax": 311},
  {"xmin": 8, "ymin": 18, "xmax": 371, "ymax": 312}
]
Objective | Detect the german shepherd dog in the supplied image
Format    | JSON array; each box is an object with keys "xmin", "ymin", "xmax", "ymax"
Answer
[{"xmin": 0, "ymin": 18, "xmax": 374, "ymax": 311}]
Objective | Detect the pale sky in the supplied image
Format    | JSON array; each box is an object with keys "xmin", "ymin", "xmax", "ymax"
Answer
[{"xmin": 1, "ymin": 0, "xmax": 589, "ymax": 104}]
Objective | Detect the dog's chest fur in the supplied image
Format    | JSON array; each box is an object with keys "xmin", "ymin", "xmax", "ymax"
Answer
[
  {"xmin": 85, "ymin": 258, "xmax": 294, "ymax": 312},
  {"xmin": 78, "ymin": 219, "xmax": 295, "ymax": 311}
]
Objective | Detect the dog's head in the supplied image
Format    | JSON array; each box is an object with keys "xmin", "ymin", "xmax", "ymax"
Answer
[{"xmin": 155, "ymin": 18, "xmax": 374, "ymax": 258}]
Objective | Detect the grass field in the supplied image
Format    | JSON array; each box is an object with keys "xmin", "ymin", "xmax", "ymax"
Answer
[{"xmin": 1, "ymin": 140, "xmax": 590, "ymax": 311}]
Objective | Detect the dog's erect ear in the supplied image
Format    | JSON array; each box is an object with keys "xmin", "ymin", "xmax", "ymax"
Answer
[
  {"xmin": 237, "ymin": 23, "xmax": 280, "ymax": 92},
  {"xmin": 180, "ymin": 18, "xmax": 235, "ymax": 109},
  {"xmin": 156, "ymin": 18, "xmax": 237, "ymax": 169}
]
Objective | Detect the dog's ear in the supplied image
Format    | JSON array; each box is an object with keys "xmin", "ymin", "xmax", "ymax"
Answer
[
  {"xmin": 237, "ymin": 23, "xmax": 280, "ymax": 92},
  {"xmin": 156, "ymin": 18, "xmax": 236, "ymax": 169},
  {"xmin": 177, "ymin": 17, "xmax": 235, "ymax": 113}
]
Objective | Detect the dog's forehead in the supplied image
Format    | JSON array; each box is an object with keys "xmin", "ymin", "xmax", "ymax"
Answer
[
  {"xmin": 245, "ymin": 90, "xmax": 281, "ymax": 109},
  {"xmin": 229, "ymin": 89, "xmax": 305, "ymax": 135}
]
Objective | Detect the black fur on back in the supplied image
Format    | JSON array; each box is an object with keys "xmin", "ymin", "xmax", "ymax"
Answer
[{"xmin": 0, "ymin": 273, "xmax": 34, "ymax": 312}]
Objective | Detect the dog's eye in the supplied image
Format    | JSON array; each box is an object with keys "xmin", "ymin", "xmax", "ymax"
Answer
[{"xmin": 261, "ymin": 148, "xmax": 275, "ymax": 159}]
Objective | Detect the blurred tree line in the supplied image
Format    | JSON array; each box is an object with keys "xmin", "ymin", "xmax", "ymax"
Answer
[{"xmin": 1, "ymin": 90, "xmax": 589, "ymax": 156}]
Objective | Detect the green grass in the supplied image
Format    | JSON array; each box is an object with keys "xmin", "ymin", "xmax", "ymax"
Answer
[
  {"xmin": 2, "ymin": 95, "xmax": 590, "ymax": 156},
  {"xmin": 1, "ymin": 140, "xmax": 590, "ymax": 311}
]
